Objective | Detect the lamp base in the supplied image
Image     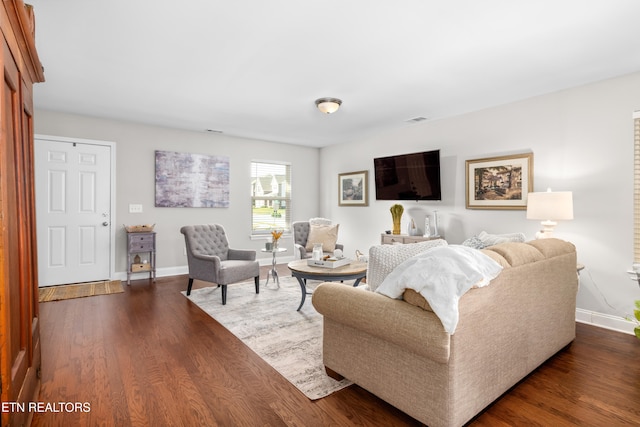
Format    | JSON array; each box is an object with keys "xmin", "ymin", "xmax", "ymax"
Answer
[{"xmin": 535, "ymin": 220, "xmax": 557, "ymax": 239}]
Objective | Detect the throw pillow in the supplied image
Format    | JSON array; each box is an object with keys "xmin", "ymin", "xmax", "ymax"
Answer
[
  {"xmin": 309, "ymin": 217, "xmax": 332, "ymax": 226},
  {"xmin": 305, "ymin": 224, "xmax": 339, "ymax": 252},
  {"xmin": 461, "ymin": 235, "xmax": 485, "ymax": 249},
  {"xmin": 462, "ymin": 232, "xmax": 526, "ymax": 249},
  {"xmin": 477, "ymin": 231, "xmax": 526, "ymax": 247},
  {"xmin": 366, "ymin": 239, "xmax": 448, "ymax": 292}
]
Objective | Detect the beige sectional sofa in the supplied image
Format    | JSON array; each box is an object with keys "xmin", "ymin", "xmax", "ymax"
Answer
[{"xmin": 312, "ymin": 238, "xmax": 578, "ymax": 427}]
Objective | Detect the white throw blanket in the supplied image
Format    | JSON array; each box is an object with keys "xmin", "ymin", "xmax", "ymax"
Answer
[{"xmin": 376, "ymin": 245, "xmax": 503, "ymax": 334}]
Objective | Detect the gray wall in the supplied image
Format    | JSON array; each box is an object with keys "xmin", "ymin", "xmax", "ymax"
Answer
[
  {"xmin": 320, "ymin": 71, "xmax": 640, "ymax": 330},
  {"xmin": 35, "ymin": 71, "xmax": 640, "ymax": 332},
  {"xmin": 34, "ymin": 111, "xmax": 320, "ymax": 274}
]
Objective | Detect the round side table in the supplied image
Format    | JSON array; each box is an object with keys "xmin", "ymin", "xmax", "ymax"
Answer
[{"xmin": 261, "ymin": 247, "xmax": 287, "ymax": 287}]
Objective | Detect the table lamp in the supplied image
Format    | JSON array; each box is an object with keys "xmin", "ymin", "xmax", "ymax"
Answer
[{"xmin": 526, "ymin": 188, "xmax": 573, "ymax": 238}]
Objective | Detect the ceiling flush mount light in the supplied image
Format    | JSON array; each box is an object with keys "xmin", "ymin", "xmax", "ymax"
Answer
[{"xmin": 315, "ymin": 97, "xmax": 342, "ymax": 114}]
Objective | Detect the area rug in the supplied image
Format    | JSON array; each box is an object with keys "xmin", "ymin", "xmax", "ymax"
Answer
[
  {"xmin": 183, "ymin": 277, "xmax": 353, "ymax": 400},
  {"xmin": 38, "ymin": 280, "xmax": 123, "ymax": 302}
]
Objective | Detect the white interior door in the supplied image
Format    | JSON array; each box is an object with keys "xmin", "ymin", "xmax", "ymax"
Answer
[{"xmin": 35, "ymin": 136, "xmax": 113, "ymax": 286}]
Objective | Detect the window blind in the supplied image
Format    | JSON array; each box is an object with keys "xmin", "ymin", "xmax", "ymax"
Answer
[{"xmin": 634, "ymin": 112, "xmax": 640, "ymax": 263}]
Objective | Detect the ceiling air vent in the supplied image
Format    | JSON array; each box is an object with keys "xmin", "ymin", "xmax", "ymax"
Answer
[{"xmin": 405, "ymin": 117, "xmax": 428, "ymax": 124}]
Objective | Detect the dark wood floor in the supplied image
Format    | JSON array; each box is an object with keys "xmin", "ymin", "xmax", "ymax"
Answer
[{"xmin": 31, "ymin": 265, "xmax": 640, "ymax": 427}]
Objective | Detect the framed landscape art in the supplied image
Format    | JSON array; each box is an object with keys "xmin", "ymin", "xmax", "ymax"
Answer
[
  {"xmin": 465, "ymin": 153, "xmax": 533, "ymax": 210},
  {"xmin": 338, "ymin": 170, "xmax": 368, "ymax": 206}
]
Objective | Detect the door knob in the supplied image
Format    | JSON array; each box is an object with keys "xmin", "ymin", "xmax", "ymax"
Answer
[{"xmin": 102, "ymin": 221, "xmax": 109, "ymax": 226}]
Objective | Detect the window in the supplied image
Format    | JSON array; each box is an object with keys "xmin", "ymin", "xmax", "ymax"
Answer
[{"xmin": 251, "ymin": 161, "xmax": 291, "ymax": 234}]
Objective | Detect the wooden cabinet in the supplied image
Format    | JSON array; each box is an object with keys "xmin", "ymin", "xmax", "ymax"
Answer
[
  {"xmin": 380, "ymin": 233, "xmax": 441, "ymax": 245},
  {"xmin": 126, "ymin": 232, "xmax": 157, "ymax": 284},
  {"xmin": 0, "ymin": 2, "xmax": 45, "ymax": 426}
]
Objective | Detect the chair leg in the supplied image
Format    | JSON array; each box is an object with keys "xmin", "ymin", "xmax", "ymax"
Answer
[
  {"xmin": 187, "ymin": 278, "xmax": 194, "ymax": 295},
  {"xmin": 221, "ymin": 285, "xmax": 227, "ymax": 305},
  {"xmin": 254, "ymin": 276, "xmax": 260, "ymax": 294}
]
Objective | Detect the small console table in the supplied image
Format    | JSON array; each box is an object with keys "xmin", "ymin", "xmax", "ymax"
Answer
[
  {"xmin": 126, "ymin": 231, "xmax": 156, "ymax": 285},
  {"xmin": 381, "ymin": 233, "xmax": 442, "ymax": 245}
]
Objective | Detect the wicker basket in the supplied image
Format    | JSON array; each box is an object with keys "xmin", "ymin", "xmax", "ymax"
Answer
[{"xmin": 124, "ymin": 224, "xmax": 155, "ymax": 233}]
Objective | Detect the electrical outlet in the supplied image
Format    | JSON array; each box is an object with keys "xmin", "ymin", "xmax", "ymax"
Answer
[{"xmin": 129, "ymin": 204, "xmax": 143, "ymax": 213}]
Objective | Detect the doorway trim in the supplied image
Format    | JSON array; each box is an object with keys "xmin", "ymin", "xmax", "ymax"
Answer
[{"xmin": 35, "ymin": 134, "xmax": 117, "ymax": 282}]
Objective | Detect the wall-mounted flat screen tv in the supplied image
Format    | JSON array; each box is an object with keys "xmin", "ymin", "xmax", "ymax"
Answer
[{"xmin": 373, "ymin": 149, "xmax": 442, "ymax": 201}]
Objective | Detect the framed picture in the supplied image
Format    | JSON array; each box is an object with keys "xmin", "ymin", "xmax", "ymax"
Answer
[
  {"xmin": 465, "ymin": 153, "xmax": 533, "ymax": 210},
  {"xmin": 155, "ymin": 150, "xmax": 230, "ymax": 208},
  {"xmin": 338, "ymin": 170, "xmax": 368, "ymax": 206}
]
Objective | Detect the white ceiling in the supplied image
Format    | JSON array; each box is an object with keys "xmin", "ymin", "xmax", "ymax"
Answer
[{"xmin": 28, "ymin": 0, "xmax": 640, "ymax": 148}]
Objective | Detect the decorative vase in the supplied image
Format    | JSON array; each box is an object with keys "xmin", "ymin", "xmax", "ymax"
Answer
[
  {"xmin": 407, "ymin": 218, "xmax": 418, "ymax": 236},
  {"xmin": 312, "ymin": 243, "xmax": 323, "ymax": 261},
  {"xmin": 390, "ymin": 204, "xmax": 404, "ymax": 235}
]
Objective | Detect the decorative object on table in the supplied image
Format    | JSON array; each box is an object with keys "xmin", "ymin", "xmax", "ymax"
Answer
[
  {"xmin": 407, "ymin": 218, "xmax": 418, "ymax": 236},
  {"xmin": 311, "ymin": 243, "xmax": 323, "ymax": 261},
  {"xmin": 265, "ymin": 241, "xmax": 273, "ymax": 251},
  {"xmin": 355, "ymin": 249, "xmax": 368, "ymax": 263},
  {"xmin": 155, "ymin": 150, "xmax": 229, "ymax": 208},
  {"xmin": 423, "ymin": 217, "xmax": 431, "ymax": 237},
  {"xmin": 307, "ymin": 257, "xmax": 351, "ymax": 269},
  {"xmin": 338, "ymin": 170, "xmax": 368, "ymax": 206},
  {"xmin": 124, "ymin": 224, "xmax": 155, "ymax": 233},
  {"xmin": 390, "ymin": 203, "xmax": 404, "ymax": 235},
  {"xmin": 333, "ymin": 248, "xmax": 343, "ymax": 258},
  {"xmin": 271, "ymin": 229, "xmax": 284, "ymax": 249},
  {"xmin": 432, "ymin": 210, "xmax": 440, "ymax": 237},
  {"xmin": 465, "ymin": 152, "xmax": 533, "ymax": 210},
  {"xmin": 526, "ymin": 188, "xmax": 574, "ymax": 238}
]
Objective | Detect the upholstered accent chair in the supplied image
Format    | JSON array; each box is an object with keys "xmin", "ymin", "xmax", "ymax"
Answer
[
  {"xmin": 181, "ymin": 224, "xmax": 260, "ymax": 304},
  {"xmin": 292, "ymin": 218, "xmax": 344, "ymax": 259}
]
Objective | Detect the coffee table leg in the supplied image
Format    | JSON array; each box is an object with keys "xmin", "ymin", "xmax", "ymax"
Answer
[{"xmin": 294, "ymin": 275, "xmax": 306, "ymax": 311}]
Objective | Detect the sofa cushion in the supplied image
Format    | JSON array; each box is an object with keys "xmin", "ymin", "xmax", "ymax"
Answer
[
  {"xmin": 367, "ymin": 239, "xmax": 448, "ymax": 292},
  {"xmin": 305, "ymin": 223, "xmax": 339, "ymax": 252}
]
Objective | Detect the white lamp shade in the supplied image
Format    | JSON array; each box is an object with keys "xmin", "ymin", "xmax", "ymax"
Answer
[{"xmin": 526, "ymin": 191, "xmax": 574, "ymax": 221}]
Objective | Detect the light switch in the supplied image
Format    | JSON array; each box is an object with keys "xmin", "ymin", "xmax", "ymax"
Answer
[{"xmin": 129, "ymin": 204, "xmax": 143, "ymax": 213}]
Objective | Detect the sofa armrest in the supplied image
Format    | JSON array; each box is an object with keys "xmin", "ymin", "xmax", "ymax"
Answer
[
  {"xmin": 228, "ymin": 248, "xmax": 256, "ymax": 261},
  {"xmin": 312, "ymin": 283, "xmax": 450, "ymax": 363}
]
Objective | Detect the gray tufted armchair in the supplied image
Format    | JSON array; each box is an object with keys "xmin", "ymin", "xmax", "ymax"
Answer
[
  {"xmin": 181, "ymin": 224, "xmax": 260, "ymax": 305},
  {"xmin": 292, "ymin": 220, "xmax": 344, "ymax": 260}
]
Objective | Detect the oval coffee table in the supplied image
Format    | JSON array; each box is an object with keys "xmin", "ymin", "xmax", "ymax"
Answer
[{"xmin": 287, "ymin": 259, "xmax": 367, "ymax": 311}]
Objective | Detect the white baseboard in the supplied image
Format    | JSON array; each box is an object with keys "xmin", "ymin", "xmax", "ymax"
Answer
[
  {"xmin": 114, "ymin": 257, "xmax": 296, "ymax": 283},
  {"xmin": 575, "ymin": 308, "xmax": 636, "ymax": 336},
  {"xmin": 113, "ymin": 265, "xmax": 188, "ymax": 283}
]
